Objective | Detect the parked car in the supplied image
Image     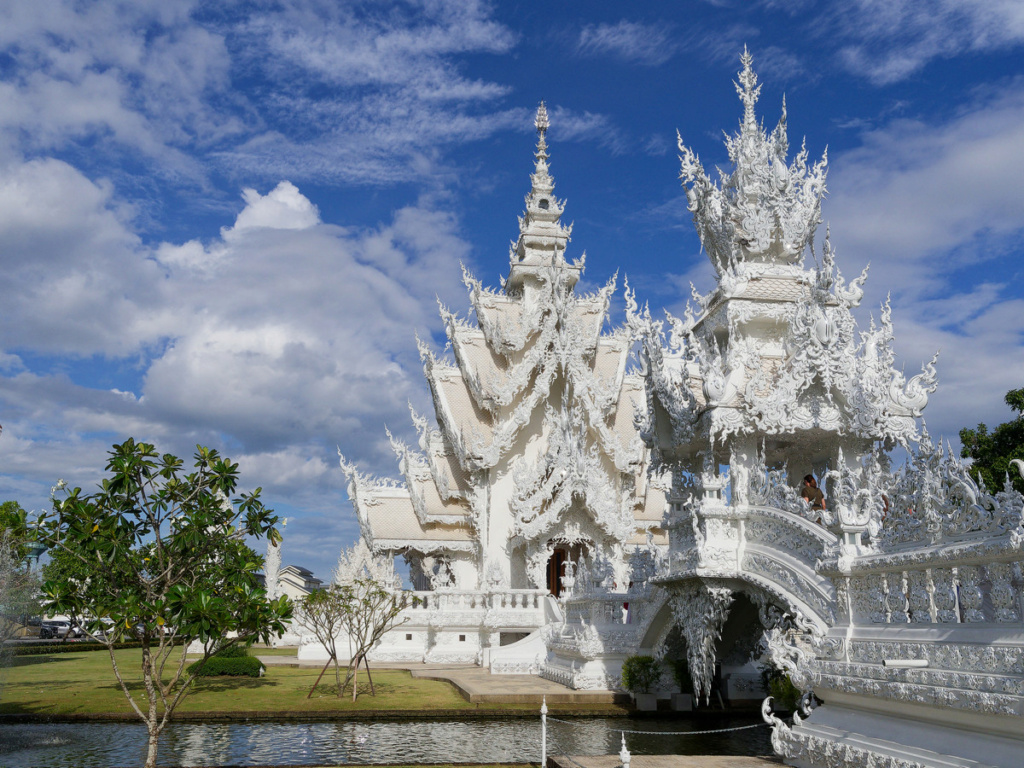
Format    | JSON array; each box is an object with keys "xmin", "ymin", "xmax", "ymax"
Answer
[{"xmin": 39, "ymin": 618, "xmax": 84, "ymax": 639}]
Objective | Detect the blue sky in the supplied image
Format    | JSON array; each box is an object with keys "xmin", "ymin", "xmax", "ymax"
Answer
[{"xmin": 1, "ymin": 0, "xmax": 1023, "ymax": 581}]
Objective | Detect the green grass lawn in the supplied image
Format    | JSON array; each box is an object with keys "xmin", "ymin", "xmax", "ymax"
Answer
[{"xmin": 0, "ymin": 649, "xmax": 535, "ymax": 717}]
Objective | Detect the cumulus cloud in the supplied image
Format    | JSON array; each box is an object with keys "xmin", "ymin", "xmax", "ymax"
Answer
[
  {"xmin": 576, "ymin": 20, "xmax": 677, "ymax": 66},
  {"xmin": 226, "ymin": 182, "xmax": 321, "ymax": 236},
  {"xmin": 0, "ymin": 158, "xmax": 171, "ymax": 356},
  {"xmin": 824, "ymin": 82, "xmax": 1024, "ymax": 437},
  {"xmin": 830, "ymin": 0, "xmax": 1024, "ymax": 83},
  {"xmin": 0, "ymin": 170, "xmax": 475, "ymax": 577}
]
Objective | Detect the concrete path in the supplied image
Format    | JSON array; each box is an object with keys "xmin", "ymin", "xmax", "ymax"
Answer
[
  {"xmin": 256, "ymin": 655, "xmax": 627, "ymax": 706},
  {"xmin": 404, "ymin": 664, "xmax": 627, "ymax": 705},
  {"xmin": 549, "ymin": 756, "xmax": 782, "ymax": 768}
]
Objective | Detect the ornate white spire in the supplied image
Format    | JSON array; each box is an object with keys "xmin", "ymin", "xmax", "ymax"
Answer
[
  {"xmin": 506, "ymin": 103, "xmax": 579, "ymax": 294},
  {"xmin": 736, "ymin": 46, "xmax": 761, "ymax": 131},
  {"xmin": 532, "ymin": 102, "xmax": 552, "ymax": 191},
  {"xmin": 678, "ymin": 50, "xmax": 827, "ymax": 274}
]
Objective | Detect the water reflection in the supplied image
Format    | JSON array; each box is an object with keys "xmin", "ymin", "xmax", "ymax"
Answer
[{"xmin": 0, "ymin": 716, "xmax": 771, "ymax": 767}]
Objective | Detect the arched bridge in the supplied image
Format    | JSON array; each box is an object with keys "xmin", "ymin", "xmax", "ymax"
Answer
[{"xmin": 634, "ymin": 503, "xmax": 839, "ymax": 699}]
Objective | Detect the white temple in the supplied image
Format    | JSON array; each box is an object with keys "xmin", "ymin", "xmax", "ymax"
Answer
[
  {"xmin": 328, "ymin": 104, "xmax": 667, "ymax": 668},
  {"xmin": 305, "ymin": 52, "xmax": 1024, "ymax": 768},
  {"xmin": 627, "ymin": 51, "xmax": 1024, "ymax": 768}
]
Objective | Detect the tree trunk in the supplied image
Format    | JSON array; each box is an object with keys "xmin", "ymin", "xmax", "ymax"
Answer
[
  {"xmin": 351, "ymin": 655, "xmax": 359, "ymax": 702},
  {"xmin": 145, "ymin": 723, "xmax": 160, "ymax": 768},
  {"xmin": 307, "ymin": 657, "xmax": 333, "ymax": 699},
  {"xmin": 363, "ymin": 654, "xmax": 375, "ymax": 695}
]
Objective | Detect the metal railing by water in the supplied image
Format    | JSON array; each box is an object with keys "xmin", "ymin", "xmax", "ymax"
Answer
[{"xmin": 539, "ymin": 696, "xmax": 771, "ymax": 768}]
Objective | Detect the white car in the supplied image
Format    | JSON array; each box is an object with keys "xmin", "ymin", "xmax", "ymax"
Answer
[{"xmin": 39, "ymin": 618, "xmax": 84, "ymax": 639}]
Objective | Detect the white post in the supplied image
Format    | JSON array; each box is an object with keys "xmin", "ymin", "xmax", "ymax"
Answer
[
  {"xmin": 541, "ymin": 696, "xmax": 548, "ymax": 767},
  {"xmin": 618, "ymin": 733, "xmax": 631, "ymax": 768}
]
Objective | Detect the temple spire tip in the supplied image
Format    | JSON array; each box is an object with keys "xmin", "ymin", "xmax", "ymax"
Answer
[{"xmin": 535, "ymin": 102, "xmax": 549, "ymax": 135}]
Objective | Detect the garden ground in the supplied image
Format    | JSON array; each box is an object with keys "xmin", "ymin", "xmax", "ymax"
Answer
[{"xmin": 0, "ymin": 646, "xmax": 627, "ymax": 719}]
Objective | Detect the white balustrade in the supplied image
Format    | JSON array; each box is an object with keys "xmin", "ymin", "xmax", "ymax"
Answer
[{"xmin": 402, "ymin": 588, "xmax": 545, "ymax": 616}]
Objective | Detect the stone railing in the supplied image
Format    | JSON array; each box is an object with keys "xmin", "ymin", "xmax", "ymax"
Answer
[{"xmin": 405, "ymin": 588, "xmax": 547, "ymax": 614}]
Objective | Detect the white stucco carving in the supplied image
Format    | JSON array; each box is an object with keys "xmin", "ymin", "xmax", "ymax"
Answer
[
  {"xmin": 321, "ymin": 105, "xmax": 669, "ymax": 671},
  {"xmin": 631, "ymin": 50, "xmax": 1024, "ymax": 768}
]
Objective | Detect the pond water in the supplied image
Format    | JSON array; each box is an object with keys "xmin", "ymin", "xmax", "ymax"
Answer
[{"xmin": 0, "ymin": 715, "xmax": 772, "ymax": 767}]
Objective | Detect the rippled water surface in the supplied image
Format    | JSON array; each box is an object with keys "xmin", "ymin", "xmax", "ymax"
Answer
[{"xmin": 0, "ymin": 716, "xmax": 771, "ymax": 767}]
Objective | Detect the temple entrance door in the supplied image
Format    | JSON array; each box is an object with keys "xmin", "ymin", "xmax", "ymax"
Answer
[
  {"xmin": 547, "ymin": 548, "xmax": 567, "ymax": 596},
  {"xmin": 545, "ymin": 543, "xmax": 589, "ymax": 596}
]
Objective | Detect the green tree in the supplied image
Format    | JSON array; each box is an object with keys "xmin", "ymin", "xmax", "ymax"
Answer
[
  {"xmin": 960, "ymin": 388, "xmax": 1024, "ymax": 495},
  {"xmin": 40, "ymin": 546, "xmax": 91, "ymax": 598},
  {"xmin": 1, "ymin": 501, "xmax": 42, "ymax": 677},
  {"xmin": 36, "ymin": 439, "xmax": 293, "ymax": 768}
]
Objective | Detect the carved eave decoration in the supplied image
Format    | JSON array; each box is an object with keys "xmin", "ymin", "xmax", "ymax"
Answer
[
  {"xmin": 386, "ymin": 428, "xmax": 472, "ymax": 527},
  {"xmin": 510, "ymin": 396, "xmax": 643, "ymax": 547},
  {"xmin": 408, "ymin": 406, "xmax": 471, "ymax": 503},
  {"xmin": 421, "ymin": 260, "xmax": 642, "ymax": 476}
]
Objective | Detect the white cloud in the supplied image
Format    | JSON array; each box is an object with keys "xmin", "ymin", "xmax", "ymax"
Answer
[
  {"xmin": 226, "ymin": 182, "xmax": 321, "ymax": 236},
  {"xmin": 576, "ymin": 20, "xmax": 677, "ymax": 66},
  {"xmin": 827, "ymin": 83, "xmax": 1024, "ymax": 299},
  {"xmin": 0, "ymin": 166, "xmax": 473, "ymax": 489},
  {"xmin": 0, "ymin": 0, "xmax": 523, "ymax": 190},
  {"xmin": 831, "ymin": 0, "xmax": 1024, "ymax": 83},
  {"xmin": 0, "ymin": 0, "xmax": 233, "ymax": 179},
  {"xmin": 0, "ymin": 157, "xmax": 171, "ymax": 356},
  {"xmin": 215, "ymin": 0, "xmax": 522, "ymax": 184},
  {"xmin": 823, "ymin": 82, "xmax": 1024, "ymax": 438}
]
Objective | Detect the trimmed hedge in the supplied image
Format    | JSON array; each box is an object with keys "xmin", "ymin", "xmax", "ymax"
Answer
[
  {"xmin": 11, "ymin": 641, "xmax": 144, "ymax": 656},
  {"xmin": 210, "ymin": 643, "xmax": 250, "ymax": 658},
  {"xmin": 187, "ymin": 655, "xmax": 265, "ymax": 678}
]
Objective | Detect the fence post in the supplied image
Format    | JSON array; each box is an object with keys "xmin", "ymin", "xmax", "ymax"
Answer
[
  {"xmin": 618, "ymin": 733, "xmax": 631, "ymax": 768},
  {"xmin": 541, "ymin": 696, "xmax": 548, "ymax": 767}
]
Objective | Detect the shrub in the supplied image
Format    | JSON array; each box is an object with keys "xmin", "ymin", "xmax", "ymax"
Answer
[
  {"xmin": 211, "ymin": 643, "xmax": 250, "ymax": 658},
  {"xmin": 621, "ymin": 655, "xmax": 662, "ymax": 694},
  {"xmin": 761, "ymin": 666, "xmax": 800, "ymax": 710},
  {"xmin": 187, "ymin": 655, "xmax": 265, "ymax": 678},
  {"xmin": 12, "ymin": 641, "xmax": 144, "ymax": 656}
]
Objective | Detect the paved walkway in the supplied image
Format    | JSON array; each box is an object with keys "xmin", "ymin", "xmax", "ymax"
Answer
[
  {"xmin": 404, "ymin": 664, "xmax": 626, "ymax": 705},
  {"xmin": 549, "ymin": 757, "xmax": 782, "ymax": 768},
  {"xmin": 256, "ymin": 655, "xmax": 627, "ymax": 706}
]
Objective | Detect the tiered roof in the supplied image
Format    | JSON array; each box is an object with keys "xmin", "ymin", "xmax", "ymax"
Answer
[{"xmin": 341, "ymin": 106, "xmax": 666, "ymax": 562}]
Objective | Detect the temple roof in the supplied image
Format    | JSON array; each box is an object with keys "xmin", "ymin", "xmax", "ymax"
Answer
[{"xmin": 341, "ymin": 105, "xmax": 667, "ymax": 564}]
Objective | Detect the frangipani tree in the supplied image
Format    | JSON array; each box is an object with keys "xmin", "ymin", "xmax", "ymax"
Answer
[
  {"xmin": 35, "ymin": 439, "xmax": 293, "ymax": 768},
  {"xmin": 335, "ymin": 541, "xmax": 407, "ymax": 701}
]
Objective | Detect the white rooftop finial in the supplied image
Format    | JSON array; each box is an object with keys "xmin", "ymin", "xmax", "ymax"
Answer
[
  {"xmin": 736, "ymin": 46, "xmax": 761, "ymax": 128},
  {"xmin": 533, "ymin": 102, "xmax": 551, "ymax": 181},
  {"xmin": 535, "ymin": 102, "xmax": 549, "ymax": 135}
]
